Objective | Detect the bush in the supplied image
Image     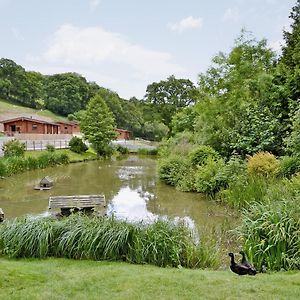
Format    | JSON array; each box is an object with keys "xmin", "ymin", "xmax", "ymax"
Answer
[
  {"xmin": 189, "ymin": 145, "xmax": 219, "ymax": 166},
  {"xmin": 237, "ymin": 201, "xmax": 300, "ymax": 271},
  {"xmin": 279, "ymin": 156, "xmax": 300, "ymax": 178},
  {"xmin": 3, "ymin": 140, "xmax": 25, "ymax": 157},
  {"xmin": 46, "ymin": 144, "xmax": 55, "ymax": 152},
  {"xmin": 69, "ymin": 137, "xmax": 88, "ymax": 154},
  {"xmin": 115, "ymin": 144, "xmax": 129, "ymax": 154},
  {"xmin": 158, "ymin": 155, "xmax": 190, "ymax": 186},
  {"xmin": 247, "ymin": 152, "xmax": 279, "ymax": 177},
  {"xmin": 194, "ymin": 158, "xmax": 226, "ymax": 195},
  {"xmin": 0, "ymin": 160, "xmax": 6, "ymax": 176},
  {"xmin": 137, "ymin": 148, "xmax": 158, "ymax": 155}
]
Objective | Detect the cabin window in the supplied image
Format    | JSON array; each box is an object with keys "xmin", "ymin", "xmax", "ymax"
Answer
[
  {"xmin": 64, "ymin": 126, "xmax": 68, "ymax": 129},
  {"xmin": 32, "ymin": 124, "xmax": 38, "ymax": 129}
]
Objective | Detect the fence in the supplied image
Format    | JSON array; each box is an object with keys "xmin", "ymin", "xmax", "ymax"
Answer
[{"xmin": 21, "ymin": 139, "xmax": 70, "ymax": 151}]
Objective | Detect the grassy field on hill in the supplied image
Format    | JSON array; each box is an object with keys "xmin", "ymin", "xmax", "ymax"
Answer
[
  {"xmin": 0, "ymin": 99, "xmax": 67, "ymax": 122},
  {"xmin": 0, "ymin": 258, "xmax": 299, "ymax": 300}
]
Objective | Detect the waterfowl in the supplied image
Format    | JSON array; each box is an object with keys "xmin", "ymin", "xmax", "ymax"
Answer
[
  {"xmin": 239, "ymin": 251, "xmax": 257, "ymax": 275},
  {"xmin": 228, "ymin": 252, "xmax": 251, "ymax": 276}
]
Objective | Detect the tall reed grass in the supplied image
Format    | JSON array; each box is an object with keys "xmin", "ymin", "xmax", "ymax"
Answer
[
  {"xmin": 0, "ymin": 152, "xmax": 69, "ymax": 177},
  {"xmin": 236, "ymin": 200, "xmax": 300, "ymax": 271},
  {"xmin": 0, "ymin": 215, "xmax": 218, "ymax": 269}
]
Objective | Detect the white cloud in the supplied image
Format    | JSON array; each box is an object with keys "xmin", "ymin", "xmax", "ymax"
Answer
[
  {"xmin": 223, "ymin": 8, "xmax": 240, "ymax": 23},
  {"xmin": 168, "ymin": 16, "xmax": 203, "ymax": 33},
  {"xmin": 27, "ymin": 24, "xmax": 185, "ymax": 98},
  {"xmin": 43, "ymin": 24, "xmax": 183, "ymax": 77}
]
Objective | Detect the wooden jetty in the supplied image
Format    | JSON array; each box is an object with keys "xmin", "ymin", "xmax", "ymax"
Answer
[
  {"xmin": 0, "ymin": 208, "xmax": 4, "ymax": 222},
  {"xmin": 49, "ymin": 195, "xmax": 106, "ymax": 216},
  {"xmin": 34, "ymin": 176, "xmax": 54, "ymax": 190}
]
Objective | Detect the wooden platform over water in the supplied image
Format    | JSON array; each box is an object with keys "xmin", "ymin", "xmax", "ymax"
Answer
[{"xmin": 49, "ymin": 195, "xmax": 106, "ymax": 215}]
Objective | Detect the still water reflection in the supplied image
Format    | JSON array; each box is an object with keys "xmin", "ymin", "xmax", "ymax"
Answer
[{"xmin": 0, "ymin": 156, "xmax": 235, "ymax": 229}]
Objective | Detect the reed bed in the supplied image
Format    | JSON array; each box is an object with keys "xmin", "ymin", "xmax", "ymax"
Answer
[
  {"xmin": 0, "ymin": 215, "xmax": 218, "ymax": 269},
  {"xmin": 236, "ymin": 201, "xmax": 300, "ymax": 271}
]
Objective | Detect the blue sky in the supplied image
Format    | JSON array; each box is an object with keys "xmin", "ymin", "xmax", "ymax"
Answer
[{"xmin": 0, "ymin": 0, "xmax": 296, "ymax": 99}]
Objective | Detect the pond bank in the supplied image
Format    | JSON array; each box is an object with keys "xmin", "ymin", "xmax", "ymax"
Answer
[{"xmin": 1, "ymin": 257, "xmax": 299, "ymax": 300}]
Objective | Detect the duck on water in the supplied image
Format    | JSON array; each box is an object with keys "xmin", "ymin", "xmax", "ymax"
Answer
[{"xmin": 228, "ymin": 252, "xmax": 257, "ymax": 276}]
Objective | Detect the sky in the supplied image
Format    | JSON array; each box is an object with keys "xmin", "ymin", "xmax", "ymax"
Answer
[{"xmin": 0, "ymin": 0, "xmax": 296, "ymax": 99}]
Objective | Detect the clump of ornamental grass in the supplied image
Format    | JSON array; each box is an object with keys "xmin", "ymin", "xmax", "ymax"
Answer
[
  {"xmin": 236, "ymin": 200, "xmax": 300, "ymax": 271},
  {"xmin": 0, "ymin": 214, "xmax": 218, "ymax": 269}
]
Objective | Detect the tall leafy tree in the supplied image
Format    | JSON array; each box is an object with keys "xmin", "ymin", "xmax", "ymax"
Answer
[
  {"xmin": 195, "ymin": 32, "xmax": 283, "ymax": 157},
  {"xmin": 44, "ymin": 72, "xmax": 90, "ymax": 116},
  {"xmin": 80, "ymin": 94, "xmax": 116, "ymax": 156},
  {"xmin": 144, "ymin": 75, "xmax": 199, "ymax": 126}
]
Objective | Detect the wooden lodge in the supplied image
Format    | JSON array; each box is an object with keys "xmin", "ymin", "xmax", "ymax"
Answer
[
  {"xmin": 116, "ymin": 128, "xmax": 130, "ymax": 140},
  {"xmin": 1, "ymin": 117, "xmax": 80, "ymax": 136},
  {"xmin": 49, "ymin": 194, "xmax": 106, "ymax": 216}
]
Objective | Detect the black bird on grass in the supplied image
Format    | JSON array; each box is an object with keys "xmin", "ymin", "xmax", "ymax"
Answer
[
  {"xmin": 239, "ymin": 251, "xmax": 257, "ymax": 275},
  {"xmin": 228, "ymin": 252, "xmax": 251, "ymax": 276}
]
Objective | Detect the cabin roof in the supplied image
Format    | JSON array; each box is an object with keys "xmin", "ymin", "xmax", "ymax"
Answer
[
  {"xmin": 0, "ymin": 116, "xmax": 58, "ymax": 126},
  {"xmin": 40, "ymin": 176, "xmax": 54, "ymax": 184}
]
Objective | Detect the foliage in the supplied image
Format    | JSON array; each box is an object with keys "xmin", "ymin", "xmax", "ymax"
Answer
[
  {"xmin": 2, "ymin": 139, "xmax": 25, "ymax": 157},
  {"xmin": 142, "ymin": 121, "xmax": 169, "ymax": 141},
  {"xmin": 246, "ymin": 152, "xmax": 280, "ymax": 177},
  {"xmin": 194, "ymin": 158, "xmax": 227, "ymax": 195},
  {"xmin": 137, "ymin": 148, "xmax": 158, "ymax": 155},
  {"xmin": 69, "ymin": 137, "xmax": 88, "ymax": 154},
  {"xmin": 279, "ymin": 155, "xmax": 300, "ymax": 178},
  {"xmin": 237, "ymin": 200, "xmax": 300, "ymax": 271},
  {"xmin": 44, "ymin": 73, "xmax": 90, "ymax": 116},
  {"xmin": 0, "ymin": 152, "xmax": 69, "ymax": 177},
  {"xmin": 115, "ymin": 144, "xmax": 129, "ymax": 154},
  {"xmin": 219, "ymin": 175, "xmax": 270, "ymax": 209},
  {"xmin": 0, "ymin": 215, "xmax": 217, "ymax": 269},
  {"xmin": 194, "ymin": 32, "xmax": 284, "ymax": 157},
  {"xmin": 189, "ymin": 145, "xmax": 220, "ymax": 166},
  {"xmin": 158, "ymin": 155, "xmax": 190, "ymax": 186},
  {"xmin": 170, "ymin": 107, "xmax": 198, "ymax": 134},
  {"xmin": 80, "ymin": 94, "xmax": 116, "ymax": 156},
  {"xmin": 145, "ymin": 75, "xmax": 199, "ymax": 126},
  {"xmin": 46, "ymin": 144, "xmax": 55, "ymax": 152},
  {"xmin": 285, "ymin": 108, "xmax": 300, "ymax": 155}
]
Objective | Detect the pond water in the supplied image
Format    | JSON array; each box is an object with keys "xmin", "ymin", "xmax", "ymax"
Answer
[{"xmin": 0, "ymin": 156, "xmax": 237, "ymax": 232}]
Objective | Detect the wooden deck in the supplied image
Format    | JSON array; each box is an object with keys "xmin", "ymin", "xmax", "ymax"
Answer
[{"xmin": 49, "ymin": 195, "xmax": 106, "ymax": 215}]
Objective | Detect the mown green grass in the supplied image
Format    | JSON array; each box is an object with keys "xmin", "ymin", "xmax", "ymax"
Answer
[
  {"xmin": 0, "ymin": 258, "xmax": 299, "ymax": 300},
  {"xmin": 25, "ymin": 149, "xmax": 98, "ymax": 163},
  {"xmin": 0, "ymin": 99, "xmax": 67, "ymax": 122}
]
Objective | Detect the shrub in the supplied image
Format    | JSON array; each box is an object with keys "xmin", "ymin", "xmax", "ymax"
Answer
[
  {"xmin": 194, "ymin": 158, "xmax": 226, "ymax": 195},
  {"xmin": 46, "ymin": 144, "xmax": 55, "ymax": 152},
  {"xmin": 0, "ymin": 160, "xmax": 6, "ymax": 176},
  {"xmin": 116, "ymin": 144, "xmax": 129, "ymax": 154},
  {"xmin": 3, "ymin": 140, "xmax": 25, "ymax": 157},
  {"xmin": 278, "ymin": 156, "xmax": 300, "ymax": 178},
  {"xmin": 247, "ymin": 152, "xmax": 279, "ymax": 177},
  {"xmin": 69, "ymin": 137, "xmax": 88, "ymax": 154},
  {"xmin": 137, "ymin": 148, "xmax": 158, "ymax": 155},
  {"xmin": 189, "ymin": 145, "xmax": 219, "ymax": 167},
  {"xmin": 158, "ymin": 155, "xmax": 189, "ymax": 186},
  {"xmin": 237, "ymin": 201, "xmax": 300, "ymax": 271}
]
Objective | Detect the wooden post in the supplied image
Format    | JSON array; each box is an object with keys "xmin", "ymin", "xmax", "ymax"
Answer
[{"xmin": 33, "ymin": 140, "xmax": 35, "ymax": 151}]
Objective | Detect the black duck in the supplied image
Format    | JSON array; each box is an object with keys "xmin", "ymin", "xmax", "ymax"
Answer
[
  {"xmin": 228, "ymin": 252, "xmax": 251, "ymax": 276},
  {"xmin": 239, "ymin": 251, "xmax": 257, "ymax": 275}
]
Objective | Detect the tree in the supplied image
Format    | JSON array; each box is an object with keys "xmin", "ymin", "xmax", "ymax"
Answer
[
  {"xmin": 144, "ymin": 75, "xmax": 199, "ymax": 126},
  {"xmin": 194, "ymin": 32, "xmax": 283, "ymax": 157},
  {"xmin": 44, "ymin": 72, "xmax": 90, "ymax": 116},
  {"xmin": 80, "ymin": 94, "xmax": 116, "ymax": 156}
]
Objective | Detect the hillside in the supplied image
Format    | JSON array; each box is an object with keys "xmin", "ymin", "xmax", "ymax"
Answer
[{"xmin": 0, "ymin": 99, "xmax": 68, "ymax": 123}]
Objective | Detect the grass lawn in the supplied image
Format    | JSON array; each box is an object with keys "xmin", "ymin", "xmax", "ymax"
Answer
[
  {"xmin": 0, "ymin": 258, "xmax": 299, "ymax": 300},
  {"xmin": 0, "ymin": 99, "xmax": 67, "ymax": 122},
  {"xmin": 25, "ymin": 149, "xmax": 98, "ymax": 162}
]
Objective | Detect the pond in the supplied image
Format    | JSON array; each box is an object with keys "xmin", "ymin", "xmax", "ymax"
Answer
[{"xmin": 0, "ymin": 156, "xmax": 238, "ymax": 233}]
